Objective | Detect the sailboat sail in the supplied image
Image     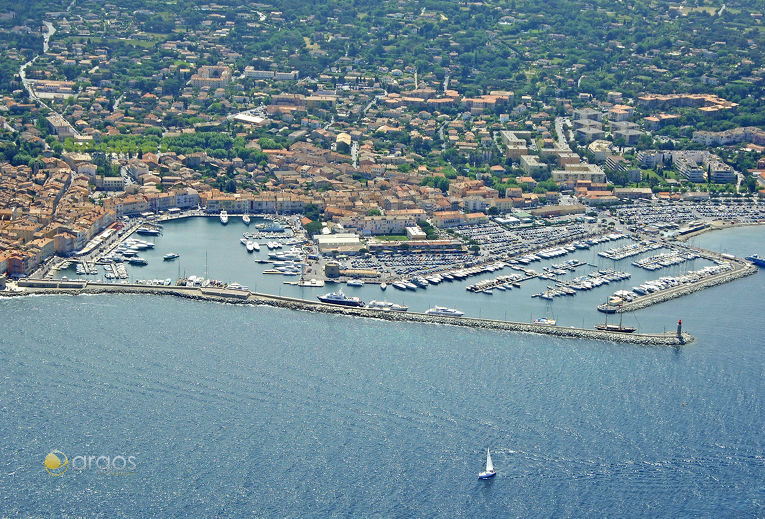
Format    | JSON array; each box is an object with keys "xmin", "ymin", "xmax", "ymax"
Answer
[{"xmin": 485, "ymin": 449, "xmax": 494, "ymax": 473}]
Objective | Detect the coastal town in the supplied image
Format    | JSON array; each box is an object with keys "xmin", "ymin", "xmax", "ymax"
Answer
[
  {"xmin": 0, "ymin": 1, "xmax": 763, "ymax": 335},
  {"xmin": 4, "ymin": 3, "xmax": 765, "ymax": 517}
]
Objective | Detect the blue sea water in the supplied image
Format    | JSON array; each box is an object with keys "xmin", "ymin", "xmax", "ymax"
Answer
[{"xmin": 1, "ymin": 226, "xmax": 763, "ymax": 517}]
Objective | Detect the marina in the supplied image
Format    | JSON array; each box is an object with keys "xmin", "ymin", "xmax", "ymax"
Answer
[
  {"xmin": 3, "ymin": 211, "xmax": 762, "ymax": 519},
  {"xmin": 13, "ymin": 214, "xmax": 762, "ymax": 342}
]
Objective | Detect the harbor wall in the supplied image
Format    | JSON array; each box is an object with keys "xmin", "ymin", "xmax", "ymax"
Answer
[
  {"xmin": 618, "ymin": 260, "xmax": 757, "ymax": 313},
  {"xmin": 3, "ymin": 280, "xmax": 693, "ymax": 346}
]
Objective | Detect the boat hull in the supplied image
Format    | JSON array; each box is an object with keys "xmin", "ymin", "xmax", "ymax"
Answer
[
  {"xmin": 317, "ymin": 296, "xmax": 364, "ymax": 307},
  {"xmin": 478, "ymin": 471, "xmax": 496, "ymax": 480},
  {"xmin": 594, "ymin": 324, "xmax": 636, "ymax": 333}
]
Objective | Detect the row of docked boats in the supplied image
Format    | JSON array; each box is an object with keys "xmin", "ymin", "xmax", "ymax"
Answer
[
  {"xmin": 102, "ymin": 237, "xmax": 156, "ymax": 265},
  {"xmin": 631, "ymin": 250, "xmax": 699, "ymax": 271},
  {"xmin": 389, "ymin": 263, "xmax": 509, "ymax": 291},
  {"xmin": 316, "ymin": 290, "xmax": 464, "ymax": 317},
  {"xmin": 220, "ymin": 211, "xmax": 287, "ymax": 231},
  {"xmin": 239, "ymin": 238, "xmax": 261, "ymax": 253},
  {"xmin": 532, "ymin": 269, "xmax": 632, "ymax": 300},
  {"xmin": 598, "ymin": 262, "xmax": 735, "ymax": 312},
  {"xmin": 75, "ymin": 262, "xmax": 98, "ymax": 275},
  {"xmin": 598, "ymin": 240, "xmax": 663, "ymax": 261},
  {"xmin": 467, "ymin": 273, "xmax": 524, "ymax": 294},
  {"xmin": 103, "ymin": 263, "xmax": 128, "ymax": 280}
]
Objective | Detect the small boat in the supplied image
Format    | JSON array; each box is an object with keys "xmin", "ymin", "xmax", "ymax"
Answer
[
  {"xmin": 380, "ymin": 282, "xmax": 387, "ymax": 290},
  {"xmin": 392, "ymin": 282, "xmax": 408, "ymax": 291},
  {"xmin": 425, "ymin": 306, "xmax": 464, "ymax": 317},
  {"xmin": 478, "ymin": 448, "xmax": 496, "ymax": 480},
  {"xmin": 163, "ymin": 253, "xmax": 179, "ymax": 261},
  {"xmin": 297, "ymin": 278, "xmax": 325, "ymax": 287},
  {"xmin": 219, "ymin": 210, "xmax": 229, "ymax": 225},
  {"xmin": 242, "ymin": 214, "xmax": 251, "ymax": 225},
  {"xmin": 246, "ymin": 241, "xmax": 256, "ymax": 253},
  {"xmin": 533, "ymin": 317, "xmax": 556, "ymax": 326},
  {"xmin": 127, "ymin": 257, "xmax": 148, "ymax": 266},
  {"xmin": 346, "ymin": 279, "xmax": 364, "ymax": 287}
]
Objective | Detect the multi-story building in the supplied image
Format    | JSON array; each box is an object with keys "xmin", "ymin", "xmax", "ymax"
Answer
[{"xmin": 551, "ymin": 163, "xmax": 607, "ymax": 184}]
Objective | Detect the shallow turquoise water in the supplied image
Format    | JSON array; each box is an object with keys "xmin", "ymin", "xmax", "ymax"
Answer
[{"xmin": 1, "ymin": 226, "xmax": 763, "ymax": 517}]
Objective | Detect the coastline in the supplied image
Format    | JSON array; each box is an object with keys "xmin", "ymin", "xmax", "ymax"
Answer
[
  {"xmin": 674, "ymin": 221, "xmax": 765, "ymax": 242},
  {"xmin": 3, "ymin": 280, "xmax": 693, "ymax": 346}
]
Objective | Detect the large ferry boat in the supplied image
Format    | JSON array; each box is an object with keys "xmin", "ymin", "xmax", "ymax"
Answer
[
  {"xmin": 317, "ymin": 289, "xmax": 364, "ymax": 307},
  {"xmin": 745, "ymin": 254, "xmax": 765, "ymax": 267}
]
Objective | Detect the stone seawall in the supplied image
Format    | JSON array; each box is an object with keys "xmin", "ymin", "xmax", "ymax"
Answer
[
  {"xmin": 618, "ymin": 261, "xmax": 757, "ymax": 313},
  {"xmin": 4, "ymin": 281, "xmax": 693, "ymax": 346}
]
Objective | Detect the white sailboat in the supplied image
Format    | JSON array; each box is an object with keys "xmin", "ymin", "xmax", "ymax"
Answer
[{"xmin": 478, "ymin": 448, "xmax": 496, "ymax": 479}]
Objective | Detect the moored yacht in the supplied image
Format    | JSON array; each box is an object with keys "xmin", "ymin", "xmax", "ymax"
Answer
[
  {"xmin": 317, "ymin": 289, "xmax": 364, "ymax": 307},
  {"xmin": 365, "ymin": 300, "xmax": 408, "ymax": 312},
  {"xmin": 163, "ymin": 253, "xmax": 179, "ymax": 261},
  {"xmin": 136, "ymin": 227, "xmax": 161, "ymax": 236},
  {"xmin": 242, "ymin": 214, "xmax": 251, "ymax": 225},
  {"xmin": 219, "ymin": 210, "xmax": 229, "ymax": 224},
  {"xmin": 425, "ymin": 306, "xmax": 464, "ymax": 317}
]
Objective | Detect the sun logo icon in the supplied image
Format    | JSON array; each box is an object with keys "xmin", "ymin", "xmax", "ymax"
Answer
[{"xmin": 44, "ymin": 450, "xmax": 69, "ymax": 476}]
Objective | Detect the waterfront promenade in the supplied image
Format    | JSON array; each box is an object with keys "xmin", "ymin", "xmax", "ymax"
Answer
[{"xmin": 5, "ymin": 279, "xmax": 693, "ymax": 346}]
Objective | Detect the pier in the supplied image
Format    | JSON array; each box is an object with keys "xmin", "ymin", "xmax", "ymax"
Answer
[
  {"xmin": 614, "ymin": 259, "xmax": 757, "ymax": 313},
  {"xmin": 6, "ymin": 279, "xmax": 693, "ymax": 346}
]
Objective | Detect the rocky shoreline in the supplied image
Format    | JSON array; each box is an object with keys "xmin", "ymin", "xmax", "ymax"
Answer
[{"xmin": 4, "ymin": 280, "xmax": 693, "ymax": 346}]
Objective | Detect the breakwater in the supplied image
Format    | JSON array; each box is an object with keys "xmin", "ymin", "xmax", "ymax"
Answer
[
  {"xmin": 617, "ymin": 260, "xmax": 757, "ymax": 313},
  {"xmin": 7, "ymin": 280, "xmax": 692, "ymax": 345}
]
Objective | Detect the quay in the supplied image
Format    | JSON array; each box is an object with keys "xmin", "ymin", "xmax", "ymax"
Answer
[
  {"xmin": 615, "ymin": 259, "xmax": 757, "ymax": 313},
  {"xmin": 5, "ymin": 279, "xmax": 693, "ymax": 346}
]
